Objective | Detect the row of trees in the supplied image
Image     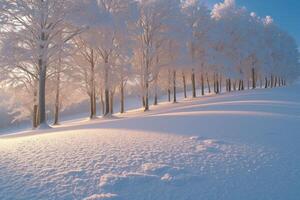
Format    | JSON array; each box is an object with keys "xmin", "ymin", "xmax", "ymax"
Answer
[{"xmin": 0, "ymin": 0, "xmax": 299, "ymax": 128}]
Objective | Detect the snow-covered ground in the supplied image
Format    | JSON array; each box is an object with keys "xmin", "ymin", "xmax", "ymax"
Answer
[{"xmin": 0, "ymin": 85, "xmax": 300, "ymax": 200}]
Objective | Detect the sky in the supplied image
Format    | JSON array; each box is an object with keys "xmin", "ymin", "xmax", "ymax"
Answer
[{"xmin": 205, "ymin": 0, "xmax": 300, "ymax": 47}]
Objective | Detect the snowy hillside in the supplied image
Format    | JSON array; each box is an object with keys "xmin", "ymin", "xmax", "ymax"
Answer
[{"xmin": 1, "ymin": 85, "xmax": 300, "ymax": 200}]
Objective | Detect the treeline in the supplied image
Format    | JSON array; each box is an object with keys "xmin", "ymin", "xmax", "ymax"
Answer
[{"xmin": 0, "ymin": 0, "xmax": 299, "ymax": 128}]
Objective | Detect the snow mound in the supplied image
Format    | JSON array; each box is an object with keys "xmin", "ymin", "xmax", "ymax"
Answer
[
  {"xmin": 195, "ymin": 139, "xmax": 225, "ymax": 153},
  {"xmin": 99, "ymin": 163, "xmax": 202, "ymax": 199},
  {"xmin": 83, "ymin": 193, "xmax": 118, "ymax": 200}
]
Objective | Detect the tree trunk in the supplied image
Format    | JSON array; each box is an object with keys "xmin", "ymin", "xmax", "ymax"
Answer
[
  {"xmin": 168, "ymin": 69, "xmax": 171, "ymax": 102},
  {"xmin": 191, "ymin": 69, "xmax": 196, "ymax": 98},
  {"xmin": 226, "ymin": 79, "xmax": 228, "ymax": 92},
  {"xmin": 32, "ymin": 85, "xmax": 38, "ymax": 128},
  {"xmin": 38, "ymin": 61, "xmax": 47, "ymax": 126},
  {"xmin": 110, "ymin": 91, "xmax": 114, "ymax": 114},
  {"xmin": 33, "ymin": 104, "xmax": 38, "ymax": 128},
  {"xmin": 89, "ymin": 94, "xmax": 94, "ymax": 119},
  {"xmin": 219, "ymin": 75, "xmax": 222, "ymax": 93},
  {"xmin": 247, "ymin": 80, "xmax": 250, "ymax": 90},
  {"xmin": 154, "ymin": 79, "xmax": 158, "ymax": 105},
  {"xmin": 53, "ymin": 73, "xmax": 60, "ymax": 125},
  {"xmin": 173, "ymin": 70, "xmax": 177, "ymax": 103},
  {"xmin": 144, "ymin": 81, "xmax": 149, "ymax": 111},
  {"xmin": 201, "ymin": 74, "xmax": 205, "ymax": 96},
  {"xmin": 228, "ymin": 79, "xmax": 232, "ymax": 92},
  {"xmin": 93, "ymin": 90, "xmax": 96, "ymax": 116},
  {"xmin": 120, "ymin": 82, "xmax": 125, "ymax": 113},
  {"xmin": 144, "ymin": 57, "xmax": 150, "ymax": 111},
  {"xmin": 142, "ymin": 96, "xmax": 145, "ymax": 107},
  {"xmin": 53, "ymin": 62, "xmax": 61, "ymax": 125},
  {"xmin": 206, "ymin": 74, "xmax": 211, "ymax": 93},
  {"xmin": 182, "ymin": 72, "xmax": 187, "ymax": 98},
  {"xmin": 168, "ymin": 88, "xmax": 171, "ymax": 102},
  {"xmin": 90, "ymin": 53, "xmax": 96, "ymax": 119},
  {"xmin": 233, "ymin": 80, "xmax": 237, "ymax": 91},
  {"xmin": 215, "ymin": 73, "xmax": 219, "ymax": 94},
  {"xmin": 100, "ymin": 91, "xmax": 105, "ymax": 115},
  {"xmin": 242, "ymin": 80, "xmax": 244, "ymax": 90},
  {"xmin": 154, "ymin": 93, "xmax": 158, "ymax": 106},
  {"xmin": 213, "ymin": 75, "xmax": 216, "ymax": 93},
  {"xmin": 252, "ymin": 68, "xmax": 256, "ymax": 89},
  {"xmin": 38, "ymin": 28, "xmax": 48, "ymax": 127},
  {"xmin": 270, "ymin": 75, "xmax": 274, "ymax": 88},
  {"xmin": 104, "ymin": 65, "xmax": 110, "ymax": 116}
]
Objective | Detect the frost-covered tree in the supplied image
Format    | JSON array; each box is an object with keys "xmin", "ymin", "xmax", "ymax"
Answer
[
  {"xmin": 183, "ymin": 0, "xmax": 212, "ymax": 96},
  {"xmin": 133, "ymin": 0, "xmax": 187, "ymax": 110},
  {"xmin": 72, "ymin": 33, "xmax": 99, "ymax": 119},
  {"xmin": 0, "ymin": 0, "xmax": 83, "ymax": 128}
]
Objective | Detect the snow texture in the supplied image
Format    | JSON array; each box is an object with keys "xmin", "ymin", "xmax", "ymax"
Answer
[{"xmin": 0, "ymin": 85, "xmax": 300, "ymax": 200}]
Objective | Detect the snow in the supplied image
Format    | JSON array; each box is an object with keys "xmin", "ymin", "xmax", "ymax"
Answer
[{"xmin": 1, "ymin": 85, "xmax": 300, "ymax": 200}]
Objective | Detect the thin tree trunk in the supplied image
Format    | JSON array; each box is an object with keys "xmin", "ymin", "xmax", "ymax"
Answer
[
  {"xmin": 33, "ymin": 85, "xmax": 38, "ymax": 128},
  {"xmin": 274, "ymin": 76, "xmax": 278, "ymax": 87},
  {"xmin": 239, "ymin": 80, "xmax": 244, "ymax": 90},
  {"xmin": 53, "ymin": 70, "xmax": 60, "ymax": 125},
  {"xmin": 110, "ymin": 91, "xmax": 114, "ymax": 114},
  {"xmin": 213, "ymin": 74, "xmax": 216, "ymax": 93},
  {"xmin": 144, "ymin": 81, "xmax": 149, "ymax": 111},
  {"xmin": 226, "ymin": 79, "xmax": 228, "ymax": 92},
  {"xmin": 191, "ymin": 69, "xmax": 196, "ymax": 98},
  {"xmin": 173, "ymin": 70, "xmax": 177, "ymax": 103},
  {"xmin": 154, "ymin": 79, "xmax": 158, "ymax": 105},
  {"xmin": 182, "ymin": 72, "xmax": 187, "ymax": 98},
  {"xmin": 93, "ymin": 90, "xmax": 96, "ymax": 116},
  {"xmin": 252, "ymin": 68, "xmax": 256, "ymax": 89},
  {"xmin": 120, "ymin": 82, "xmax": 125, "ymax": 113},
  {"xmin": 168, "ymin": 69, "xmax": 171, "ymax": 102},
  {"xmin": 100, "ymin": 90, "xmax": 105, "ymax": 115},
  {"xmin": 154, "ymin": 93, "xmax": 158, "ymax": 105},
  {"xmin": 215, "ymin": 73, "xmax": 219, "ymax": 94},
  {"xmin": 206, "ymin": 73, "xmax": 211, "ymax": 93},
  {"xmin": 38, "ymin": 61, "xmax": 47, "ymax": 126},
  {"xmin": 104, "ymin": 65, "xmax": 110, "ymax": 116},
  {"xmin": 144, "ymin": 57, "xmax": 150, "ymax": 111},
  {"xmin": 247, "ymin": 80, "xmax": 250, "ymax": 90},
  {"xmin": 219, "ymin": 75, "xmax": 222, "ymax": 93},
  {"xmin": 33, "ymin": 104, "xmax": 38, "ymax": 128},
  {"xmin": 90, "ymin": 51, "xmax": 96, "ymax": 119},
  {"xmin": 89, "ymin": 94, "xmax": 94, "ymax": 119},
  {"xmin": 271, "ymin": 75, "xmax": 274, "ymax": 88},
  {"xmin": 142, "ymin": 96, "xmax": 145, "ymax": 107},
  {"xmin": 233, "ymin": 80, "xmax": 237, "ymax": 91},
  {"xmin": 201, "ymin": 74, "xmax": 205, "ymax": 96}
]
